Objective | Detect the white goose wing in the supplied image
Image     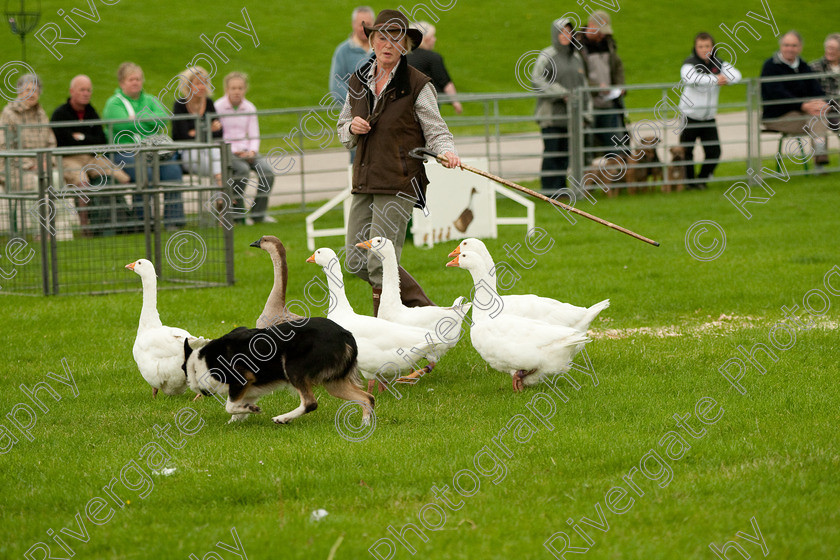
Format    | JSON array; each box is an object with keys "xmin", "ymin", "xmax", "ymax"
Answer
[
  {"xmin": 470, "ymin": 314, "xmax": 588, "ymax": 375},
  {"xmin": 502, "ymin": 295, "xmax": 609, "ymax": 331},
  {"xmin": 381, "ymin": 298, "xmax": 471, "ymax": 330},
  {"xmin": 379, "ymin": 297, "xmax": 472, "ymax": 356},
  {"xmin": 331, "ymin": 312, "xmax": 447, "ymax": 378},
  {"xmin": 133, "ymin": 325, "xmax": 192, "ymax": 395}
]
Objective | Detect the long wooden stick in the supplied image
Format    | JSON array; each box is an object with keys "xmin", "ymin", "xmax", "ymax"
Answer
[{"xmin": 411, "ymin": 148, "xmax": 660, "ymax": 247}]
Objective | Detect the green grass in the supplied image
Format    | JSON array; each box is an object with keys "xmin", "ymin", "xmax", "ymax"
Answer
[
  {"xmin": 1, "ymin": 174, "xmax": 838, "ymax": 558},
  {"xmin": 1, "ymin": 1, "xmax": 839, "ymax": 557}
]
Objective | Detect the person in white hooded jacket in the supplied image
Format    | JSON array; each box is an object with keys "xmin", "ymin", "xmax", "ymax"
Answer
[{"xmin": 678, "ymin": 32, "xmax": 741, "ymax": 189}]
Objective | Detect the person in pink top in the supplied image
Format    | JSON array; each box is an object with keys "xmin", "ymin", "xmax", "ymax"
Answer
[{"xmin": 214, "ymin": 72, "xmax": 276, "ymax": 224}]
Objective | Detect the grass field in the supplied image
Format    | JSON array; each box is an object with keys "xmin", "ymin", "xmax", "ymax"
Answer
[
  {"xmin": 1, "ymin": 1, "xmax": 839, "ymax": 558},
  {"xmin": 1, "ymin": 173, "xmax": 838, "ymax": 559}
]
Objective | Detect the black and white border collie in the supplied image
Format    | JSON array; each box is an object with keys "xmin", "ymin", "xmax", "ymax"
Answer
[{"xmin": 182, "ymin": 317, "xmax": 374, "ymax": 425}]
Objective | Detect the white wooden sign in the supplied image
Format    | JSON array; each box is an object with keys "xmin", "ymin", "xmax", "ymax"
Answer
[
  {"xmin": 411, "ymin": 157, "xmax": 496, "ymax": 248},
  {"xmin": 305, "ymin": 158, "xmax": 534, "ymax": 251}
]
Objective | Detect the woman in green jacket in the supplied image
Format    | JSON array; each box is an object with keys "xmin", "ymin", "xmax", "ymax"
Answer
[{"xmin": 103, "ymin": 62, "xmax": 184, "ymax": 226}]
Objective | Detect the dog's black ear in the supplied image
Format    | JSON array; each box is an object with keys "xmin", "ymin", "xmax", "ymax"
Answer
[{"xmin": 182, "ymin": 338, "xmax": 193, "ymax": 375}]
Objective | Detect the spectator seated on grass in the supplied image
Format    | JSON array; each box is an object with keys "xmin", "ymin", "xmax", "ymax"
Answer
[
  {"xmin": 760, "ymin": 30, "xmax": 832, "ymax": 167},
  {"xmin": 215, "ymin": 71, "xmax": 276, "ymax": 225},
  {"xmin": 103, "ymin": 61, "xmax": 185, "ymax": 227},
  {"xmin": 50, "ymin": 75, "xmax": 132, "ymax": 236}
]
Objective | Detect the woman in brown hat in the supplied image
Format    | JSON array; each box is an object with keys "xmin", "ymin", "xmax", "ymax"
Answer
[{"xmin": 337, "ymin": 9, "xmax": 460, "ymax": 316}]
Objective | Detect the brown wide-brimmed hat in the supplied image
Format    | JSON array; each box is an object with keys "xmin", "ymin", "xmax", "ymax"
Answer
[{"xmin": 363, "ymin": 9, "xmax": 423, "ymax": 49}]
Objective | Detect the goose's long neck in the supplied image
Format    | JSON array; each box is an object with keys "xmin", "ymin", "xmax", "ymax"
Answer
[
  {"xmin": 467, "ymin": 264, "xmax": 498, "ymax": 321},
  {"xmin": 478, "ymin": 260, "xmax": 498, "ymax": 293},
  {"xmin": 265, "ymin": 250, "xmax": 289, "ymax": 311},
  {"xmin": 323, "ymin": 257, "xmax": 353, "ymax": 315},
  {"xmin": 139, "ymin": 273, "xmax": 162, "ymax": 329},
  {"xmin": 379, "ymin": 244, "xmax": 401, "ymax": 311}
]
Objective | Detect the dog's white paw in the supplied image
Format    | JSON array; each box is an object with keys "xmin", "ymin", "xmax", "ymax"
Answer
[
  {"xmin": 228, "ymin": 413, "xmax": 249, "ymax": 423},
  {"xmin": 272, "ymin": 414, "xmax": 293, "ymax": 424}
]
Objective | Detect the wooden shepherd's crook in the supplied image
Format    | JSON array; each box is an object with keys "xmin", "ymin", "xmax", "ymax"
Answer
[{"xmin": 409, "ymin": 147, "xmax": 660, "ymax": 247}]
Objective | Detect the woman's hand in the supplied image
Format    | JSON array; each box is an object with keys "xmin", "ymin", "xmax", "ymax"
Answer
[
  {"xmin": 211, "ymin": 119, "xmax": 222, "ymax": 132},
  {"xmin": 188, "ymin": 129, "xmax": 196, "ymax": 138},
  {"xmin": 441, "ymin": 152, "xmax": 460, "ymax": 169},
  {"xmin": 349, "ymin": 116, "xmax": 371, "ymax": 135}
]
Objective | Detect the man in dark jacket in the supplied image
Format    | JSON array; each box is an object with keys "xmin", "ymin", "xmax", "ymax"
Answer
[
  {"xmin": 51, "ymin": 75, "xmax": 131, "ymax": 234},
  {"xmin": 760, "ymin": 31, "xmax": 831, "ymax": 165},
  {"xmin": 51, "ymin": 75, "xmax": 131, "ymax": 188},
  {"xmin": 406, "ymin": 21, "xmax": 463, "ymax": 114}
]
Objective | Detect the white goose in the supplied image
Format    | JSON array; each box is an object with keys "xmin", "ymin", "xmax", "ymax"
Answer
[
  {"xmin": 306, "ymin": 248, "xmax": 444, "ymax": 391},
  {"xmin": 447, "ymin": 251, "xmax": 590, "ymax": 391},
  {"xmin": 356, "ymin": 237, "xmax": 471, "ymax": 372},
  {"xmin": 126, "ymin": 259, "xmax": 193, "ymax": 398},
  {"xmin": 449, "ymin": 238, "xmax": 609, "ymax": 332}
]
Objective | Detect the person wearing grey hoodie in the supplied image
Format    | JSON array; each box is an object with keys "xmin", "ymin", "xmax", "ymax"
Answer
[{"xmin": 532, "ymin": 18, "xmax": 588, "ymax": 192}]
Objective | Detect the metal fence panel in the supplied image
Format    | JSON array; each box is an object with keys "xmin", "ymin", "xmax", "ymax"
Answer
[{"xmin": 0, "ymin": 143, "xmax": 234, "ymax": 296}]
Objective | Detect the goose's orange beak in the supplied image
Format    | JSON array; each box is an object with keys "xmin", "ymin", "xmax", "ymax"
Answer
[
  {"xmin": 356, "ymin": 239, "xmax": 374, "ymax": 249},
  {"xmin": 446, "ymin": 256, "xmax": 460, "ymax": 267},
  {"xmin": 447, "ymin": 245, "xmax": 461, "ymax": 258},
  {"xmin": 306, "ymin": 253, "xmax": 316, "ymax": 263},
  {"xmin": 125, "ymin": 262, "xmax": 136, "ymax": 270}
]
